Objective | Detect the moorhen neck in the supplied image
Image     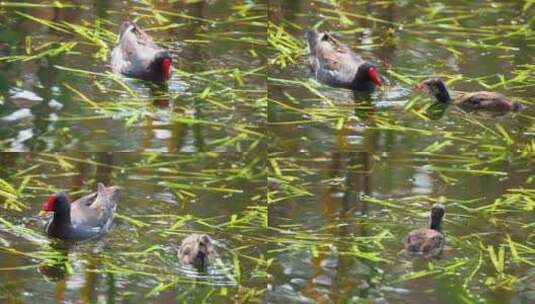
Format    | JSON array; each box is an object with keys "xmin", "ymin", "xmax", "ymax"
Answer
[
  {"xmin": 402, "ymin": 204, "xmax": 445, "ymax": 258},
  {"xmin": 306, "ymin": 29, "xmax": 382, "ymax": 91},
  {"xmin": 429, "ymin": 204, "xmax": 444, "ymax": 232},
  {"xmin": 178, "ymin": 234, "xmax": 215, "ymax": 270},
  {"xmin": 416, "ymin": 78, "xmax": 523, "ymax": 113},
  {"xmin": 111, "ymin": 21, "xmax": 172, "ymax": 82},
  {"xmin": 41, "ymin": 183, "xmax": 120, "ymax": 241}
]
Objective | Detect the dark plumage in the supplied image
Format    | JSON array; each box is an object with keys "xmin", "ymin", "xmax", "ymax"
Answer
[
  {"xmin": 416, "ymin": 78, "xmax": 523, "ymax": 113},
  {"xmin": 41, "ymin": 183, "xmax": 120, "ymax": 241},
  {"xmin": 111, "ymin": 21, "xmax": 172, "ymax": 82},
  {"xmin": 402, "ymin": 204, "xmax": 445, "ymax": 258},
  {"xmin": 178, "ymin": 234, "xmax": 215, "ymax": 270},
  {"xmin": 306, "ymin": 29, "xmax": 382, "ymax": 91}
]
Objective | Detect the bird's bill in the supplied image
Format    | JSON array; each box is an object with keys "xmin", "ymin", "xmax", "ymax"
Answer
[
  {"xmin": 368, "ymin": 67, "xmax": 382, "ymax": 87},
  {"xmin": 416, "ymin": 81, "xmax": 429, "ymax": 92},
  {"xmin": 38, "ymin": 210, "xmax": 48, "ymax": 216}
]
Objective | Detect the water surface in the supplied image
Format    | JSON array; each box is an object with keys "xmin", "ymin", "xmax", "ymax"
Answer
[
  {"xmin": 0, "ymin": 0, "xmax": 266, "ymax": 152},
  {"xmin": 268, "ymin": 1, "xmax": 535, "ymax": 303},
  {"xmin": 0, "ymin": 153, "xmax": 266, "ymax": 303}
]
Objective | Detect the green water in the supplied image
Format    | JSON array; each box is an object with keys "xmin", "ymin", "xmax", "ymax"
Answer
[
  {"xmin": 0, "ymin": 153, "xmax": 266, "ymax": 303},
  {"xmin": 0, "ymin": 0, "xmax": 535, "ymax": 303},
  {"xmin": 267, "ymin": 1, "xmax": 534, "ymax": 303},
  {"xmin": 0, "ymin": 0, "xmax": 265, "ymax": 152}
]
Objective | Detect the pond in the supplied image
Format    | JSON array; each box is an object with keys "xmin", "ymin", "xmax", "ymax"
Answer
[
  {"xmin": 268, "ymin": 1, "xmax": 535, "ymax": 303},
  {"xmin": 1, "ymin": 0, "xmax": 535, "ymax": 303},
  {"xmin": 0, "ymin": 0, "xmax": 266, "ymax": 152},
  {"xmin": 0, "ymin": 153, "xmax": 266, "ymax": 303}
]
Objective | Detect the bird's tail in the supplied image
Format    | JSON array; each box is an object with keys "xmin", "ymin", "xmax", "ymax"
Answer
[
  {"xmin": 97, "ymin": 183, "xmax": 120, "ymax": 209},
  {"xmin": 305, "ymin": 29, "xmax": 320, "ymax": 54},
  {"xmin": 117, "ymin": 21, "xmax": 136, "ymax": 42}
]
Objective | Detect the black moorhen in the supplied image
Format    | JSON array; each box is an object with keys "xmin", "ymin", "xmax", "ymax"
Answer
[
  {"xmin": 402, "ymin": 204, "xmax": 445, "ymax": 258},
  {"xmin": 416, "ymin": 78, "xmax": 523, "ymax": 113},
  {"xmin": 111, "ymin": 21, "xmax": 172, "ymax": 82},
  {"xmin": 41, "ymin": 183, "xmax": 120, "ymax": 241},
  {"xmin": 178, "ymin": 234, "xmax": 215, "ymax": 270},
  {"xmin": 306, "ymin": 29, "xmax": 382, "ymax": 91}
]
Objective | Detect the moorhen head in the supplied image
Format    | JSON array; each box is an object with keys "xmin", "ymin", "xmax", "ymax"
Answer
[
  {"xmin": 402, "ymin": 204, "xmax": 445, "ymax": 258},
  {"xmin": 416, "ymin": 78, "xmax": 451, "ymax": 103},
  {"xmin": 416, "ymin": 78, "xmax": 523, "ymax": 113},
  {"xmin": 429, "ymin": 203, "xmax": 445, "ymax": 231},
  {"xmin": 41, "ymin": 183, "xmax": 120, "ymax": 241},
  {"xmin": 111, "ymin": 21, "xmax": 173, "ymax": 83},
  {"xmin": 178, "ymin": 234, "xmax": 215, "ymax": 270},
  {"xmin": 306, "ymin": 29, "xmax": 382, "ymax": 91}
]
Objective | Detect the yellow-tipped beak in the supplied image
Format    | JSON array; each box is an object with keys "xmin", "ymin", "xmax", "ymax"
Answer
[{"xmin": 38, "ymin": 210, "xmax": 48, "ymax": 216}]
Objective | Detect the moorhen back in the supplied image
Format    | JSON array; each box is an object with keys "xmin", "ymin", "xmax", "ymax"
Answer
[
  {"xmin": 306, "ymin": 29, "xmax": 382, "ymax": 91},
  {"xmin": 402, "ymin": 204, "xmax": 445, "ymax": 258},
  {"xmin": 178, "ymin": 234, "xmax": 215, "ymax": 270},
  {"xmin": 41, "ymin": 183, "xmax": 120, "ymax": 241},
  {"xmin": 111, "ymin": 21, "xmax": 172, "ymax": 82}
]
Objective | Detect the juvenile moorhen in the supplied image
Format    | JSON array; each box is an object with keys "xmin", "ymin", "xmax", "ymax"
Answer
[
  {"xmin": 178, "ymin": 234, "xmax": 215, "ymax": 270},
  {"xmin": 111, "ymin": 21, "xmax": 172, "ymax": 82},
  {"xmin": 41, "ymin": 183, "xmax": 120, "ymax": 241},
  {"xmin": 402, "ymin": 204, "xmax": 445, "ymax": 258},
  {"xmin": 306, "ymin": 29, "xmax": 382, "ymax": 91},
  {"xmin": 416, "ymin": 78, "xmax": 523, "ymax": 113}
]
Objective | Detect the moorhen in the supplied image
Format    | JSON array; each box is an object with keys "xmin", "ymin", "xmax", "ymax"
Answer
[
  {"xmin": 306, "ymin": 29, "xmax": 382, "ymax": 91},
  {"xmin": 110, "ymin": 21, "xmax": 172, "ymax": 82},
  {"xmin": 41, "ymin": 183, "xmax": 120, "ymax": 241},
  {"xmin": 402, "ymin": 204, "xmax": 445, "ymax": 258},
  {"xmin": 416, "ymin": 78, "xmax": 523, "ymax": 113},
  {"xmin": 178, "ymin": 234, "xmax": 215, "ymax": 270}
]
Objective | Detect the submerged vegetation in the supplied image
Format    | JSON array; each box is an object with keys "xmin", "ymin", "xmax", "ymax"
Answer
[
  {"xmin": 0, "ymin": 153, "xmax": 267, "ymax": 302},
  {"xmin": 267, "ymin": 0, "xmax": 535, "ymax": 303},
  {"xmin": 0, "ymin": 0, "xmax": 535, "ymax": 303},
  {"xmin": 0, "ymin": 1, "xmax": 266, "ymax": 152}
]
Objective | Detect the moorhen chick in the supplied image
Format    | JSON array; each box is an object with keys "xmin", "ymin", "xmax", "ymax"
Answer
[
  {"xmin": 306, "ymin": 29, "xmax": 382, "ymax": 91},
  {"xmin": 41, "ymin": 183, "xmax": 120, "ymax": 241},
  {"xmin": 111, "ymin": 21, "xmax": 172, "ymax": 82},
  {"xmin": 402, "ymin": 204, "xmax": 445, "ymax": 258},
  {"xmin": 416, "ymin": 78, "xmax": 523, "ymax": 113},
  {"xmin": 178, "ymin": 234, "xmax": 215, "ymax": 270}
]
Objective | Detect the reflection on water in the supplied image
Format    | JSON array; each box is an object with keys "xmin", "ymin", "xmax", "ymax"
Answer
[
  {"xmin": 268, "ymin": 2, "xmax": 534, "ymax": 297},
  {"xmin": 0, "ymin": 0, "xmax": 266, "ymax": 152},
  {"xmin": 268, "ymin": 151, "xmax": 534, "ymax": 303},
  {"xmin": 0, "ymin": 153, "xmax": 266, "ymax": 303}
]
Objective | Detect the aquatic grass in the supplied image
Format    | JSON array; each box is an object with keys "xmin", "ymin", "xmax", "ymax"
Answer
[
  {"xmin": 0, "ymin": 2, "xmax": 80, "ymax": 8},
  {"xmin": 63, "ymin": 83, "xmax": 107, "ymax": 112},
  {"xmin": 268, "ymin": 22, "xmax": 304, "ymax": 68},
  {"xmin": 0, "ymin": 218, "xmax": 48, "ymax": 244},
  {"xmin": 266, "ymin": 148, "xmax": 534, "ymax": 295},
  {"xmin": 0, "ymin": 177, "xmax": 30, "ymax": 211},
  {"xmin": 265, "ymin": 1, "xmax": 535, "ymax": 302},
  {"xmin": 319, "ymin": 7, "xmax": 397, "ymax": 26},
  {"xmin": 0, "ymin": 152, "xmax": 266, "ymax": 301},
  {"xmin": 1, "ymin": 0, "xmax": 267, "ymax": 300},
  {"xmin": 62, "ymin": 20, "xmax": 116, "ymax": 61},
  {"xmin": 0, "ymin": 41, "xmax": 77, "ymax": 62}
]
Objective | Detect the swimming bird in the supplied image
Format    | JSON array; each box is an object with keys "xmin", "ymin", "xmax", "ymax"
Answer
[
  {"xmin": 110, "ymin": 21, "xmax": 172, "ymax": 82},
  {"xmin": 306, "ymin": 29, "xmax": 382, "ymax": 91},
  {"xmin": 402, "ymin": 204, "xmax": 445, "ymax": 258},
  {"xmin": 41, "ymin": 183, "xmax": 120, "ymax": 241},
  {"xmin": 416, "ymin": 78, "xmax": 522, "ymax": 113},
  {"xmin": 178, "ymin": 234, "xmax": 215, "ymax": 270}
]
